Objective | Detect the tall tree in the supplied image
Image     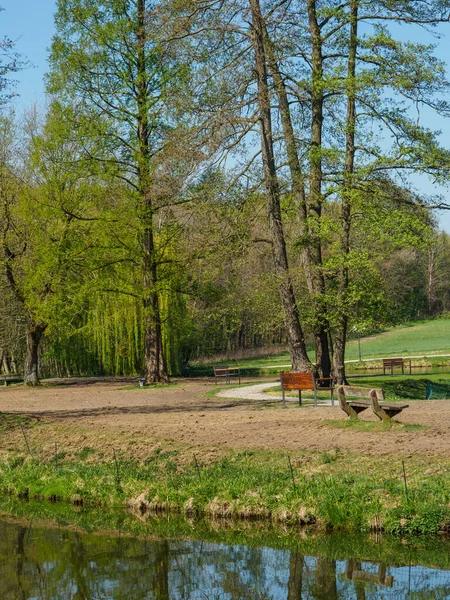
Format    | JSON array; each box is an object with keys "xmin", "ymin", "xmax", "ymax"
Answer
[
  {"xmin": 324, "ymin": 0, "xmax": 450, "ymax": 381},
  {"xmin": 249, "ymin": 0, "xmax": 312, "ymax": 371},
  {"xmin": 1, "ymin": 106, "xmax": 107, "ymax": 384},
  {"xmin": 48, "ymin": 0, "xmax": 197, "ymax": 383},
  {"xmin": 0, "ymin": 113, "xmax": 49, "ymax": 385},
  {"xmin": 260, "ymin": 5, "xmax": 331, "ymax": 377}
]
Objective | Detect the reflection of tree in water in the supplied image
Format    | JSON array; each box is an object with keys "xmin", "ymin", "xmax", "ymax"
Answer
[
  {"xmin": 288, "ymin": 549, "xmax": 303, "ymax": 599},
  {"xmin": 311, "ymin": 557, "xmax": 338, "ymax": 600},
  {"xmin": 405, "ymin": 565, "xmax": 450, "ymax": 600},
  {"xmin": 345, "ymin": 559, "xmax": 366, "ymax": 600},
  {"xmin": 3, "ymin": 518, "xmax": 450, "ymax": 599},
  {"xmin": 15, "ymin": 526, "xmax": 27, "ymax": 600},
  {"xmin": 170, "ymin": 541, "xmax": 277, "ymax": 598},
  {"xmin": 152, "ymin": 540, "xmax": 169, "ymax": 600},
  {"xmin": 221, "ymin": 545, "xmax": 270, "ymax": 598},
  {"xmin": 70, "ymin": 532, "xmax": 94, "ymax": 599}
]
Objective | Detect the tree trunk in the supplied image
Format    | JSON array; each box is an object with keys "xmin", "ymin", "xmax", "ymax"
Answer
[
  {"xmin": 315, "ymin": 329, "xmax": 332, "ymax": 380},
  {"xmin": 137, "ymin": 0, "xmax": 169, "ymax": 383},
  {"xmin": 10, "ymin": 352, "xmax": 17, "ymax": 374},
  {"xmin": 306, "ymin": 0, "xmax": 332, "ymax": 378},
  {"xmin": 24, "ymin": 321, "xmax": 47, "ymax": 386},
  {"xmin": 263, "ymin": 22, "xmax": 331, "ymax": 378},
  {"xmin": 143, "ymin": 280, "xmax": 168, "ymax": 383},
  {"xmin": 332, "ymin": 0, "xmax": 358, "ymax": 384},
  {"xmin": 250, "ymin": 0, "xmax": 312, "ymax": 372},
  {"xmin": 0, "ymin": 348, "xmax": 12, "ymax": 374},
  {"xmin": 426, "ymin": 247, "xmax": 436, "ymax": 314}
]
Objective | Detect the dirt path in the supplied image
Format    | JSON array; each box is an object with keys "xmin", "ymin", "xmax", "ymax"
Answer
[
  {"xmin": 217, "ymin": 382, "xmax": 333, "ymax": 404},
  {"xmin": 1, "ymin": 377, "xmax": 450, "ymax": 458},
  {"xmin": 217, "ymin": 381, "xmax": 281, "ymax": 400}
]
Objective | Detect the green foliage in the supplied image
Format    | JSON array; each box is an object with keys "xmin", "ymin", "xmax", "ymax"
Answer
[
  {"xmin": 1, "ymin": 447, "xmax": 450, "ymax": 534},
  {"xmin": 3, "ymin": 0, "xmax": 450, "ymax": 381}
]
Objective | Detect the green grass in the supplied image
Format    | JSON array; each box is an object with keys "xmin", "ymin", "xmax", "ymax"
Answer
[
  {"xmin": 1, "ymin": 446, "xmax": 450, "ymax": 534},
  {"xmin": 346, "ymin": 373, "xmax": 450, "ymax": 400},
  {"xmin": 345, "ymin": 318, "xmax": 450, "ymax": 361},
  {"xmin": 0, "ymin": 414, "xmax": 38, "ymax": 433},
  {"xmin": 186, "ymin": 319, "xmax": 450, "ymax": 375}
]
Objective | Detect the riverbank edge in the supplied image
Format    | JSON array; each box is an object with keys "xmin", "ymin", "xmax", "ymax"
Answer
[
  {"xmin": 2, "ymin": 499, "xmax": 450, "ymax": 572},
  {"xmin": 1, "ymin": 445, "xmax": 449, "ymax": 536}
]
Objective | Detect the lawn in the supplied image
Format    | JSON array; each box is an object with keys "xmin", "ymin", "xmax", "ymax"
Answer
[
  {"xmin": 345, "ymin": 318, "xmax": 450, "ymax": 360},
  {"xmin": 187, "ymin": 318, "xmax": 450, "ymax": 374}
]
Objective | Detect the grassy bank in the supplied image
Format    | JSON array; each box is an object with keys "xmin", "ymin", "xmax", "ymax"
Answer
[
  {"xmin": 1, "ymin": 437, "xmax": 450, "ymax": 535},
  {"xmin": 349, "ymin": 373, "xmax": 450, "ymax": 400},
  {"xmin": 346, "ymin": 318, "xmax": 450, "ymax": 360},
  {"xmin": 186, "ymin": 318, "xmax": 450, "ymax": 375},
  {"xmin": 2, "ymin": 499, "xmax": 450, "ymax": 571}
]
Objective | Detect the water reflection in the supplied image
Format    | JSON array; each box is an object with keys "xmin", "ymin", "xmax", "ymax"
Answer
[
  {"xmin": 1, "ymin": 518, "xmax": 450, "ymax": 599},
  {"xmin": 346, "ymin": 365, "xmax": 450, "ymax": 377}
]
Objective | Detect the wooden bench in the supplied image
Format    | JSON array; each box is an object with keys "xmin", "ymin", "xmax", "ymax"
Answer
[
  {"xmin": 337, "ymin": 385, "xmax": 409, "ymax": 422},
  {"xmin": 382, "ymin": 357, "xmax": 411, "ymax": 375},
  {"xmin": 345, "ymin": 560, "xmax": 393, "ymax": 587},
  {"xmin": 279, "ymin": 372, "xmax": 334, "ymax": 407},
  {"xmin": 1, "ymin": 374, "xmax": 23, "ymax": 386},
  {"xmin": 213, "ymin": 365, "xmax": 240, "ymax": 384}
]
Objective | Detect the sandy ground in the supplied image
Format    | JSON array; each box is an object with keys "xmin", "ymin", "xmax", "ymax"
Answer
[{"xmin": 1, "ymin": 377, "xmax": 450, "ymax": 458}]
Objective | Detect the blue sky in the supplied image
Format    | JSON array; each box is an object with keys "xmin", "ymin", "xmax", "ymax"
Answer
[
  {"xmin": 2, "ymin": 0, "xmax": 56, "ymax": 108},
  {"xmin": 2, "ymin": 0, "xmax": 450, "ymax": 232}
]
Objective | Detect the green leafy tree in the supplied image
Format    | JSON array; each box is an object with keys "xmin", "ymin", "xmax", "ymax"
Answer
[
  {"xmin": 1, "ymin": 106, "xmax": 111, "ymax": 384},
  {"xmin": 48, "ymin": 0, "xmax": 199, "ymax": 383},
  {"xmin": 184, "ymin": 0, "xmax": 450, "ymax": 381}
]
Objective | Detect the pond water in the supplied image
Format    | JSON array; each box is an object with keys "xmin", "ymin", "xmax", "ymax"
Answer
[
  {"xmin": 346, "ymin": 364, "xmax": 450, "ymax": 377},
  {"xmin": 1, "ymin": 505, "xmax": 450, "ymax": 599}
]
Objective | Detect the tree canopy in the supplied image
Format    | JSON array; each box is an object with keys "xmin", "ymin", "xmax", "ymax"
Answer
[{"xmin": 1, "ymin": 0, "xmax": 450, "ymax": 384}]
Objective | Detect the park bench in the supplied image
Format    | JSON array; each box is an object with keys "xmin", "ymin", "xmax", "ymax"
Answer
[
  {"xmin": 279, "ymin": 371, "xmax": 334, "ymax": 407},
  {"xmin": 0, "ymin": 374, "xmax": 23, "ymax": 386},
  {"xmin": 337, "ymin": 385, "xmax": 409, "ymax": 422},
  {"xmin": 382, "ymin": 357, "xmax": 411, "ymax": 375},
  {"xmin": 213, "ymin": 365, "xmax": 241, "ymax": 384}
]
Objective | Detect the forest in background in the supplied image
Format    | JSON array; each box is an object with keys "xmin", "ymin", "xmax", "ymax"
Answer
[{"xmin": 1, "ymin": 0, "xmax": 450, "ymax": 384}]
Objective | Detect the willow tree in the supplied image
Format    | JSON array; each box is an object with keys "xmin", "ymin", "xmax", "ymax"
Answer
[
  {"xmin": 0, "ymin": 105, "xmax": 110, "ymax": 385},
  {"xmin": 48, "ymin": 0, "xmax": 196, "ymax": 383}
]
